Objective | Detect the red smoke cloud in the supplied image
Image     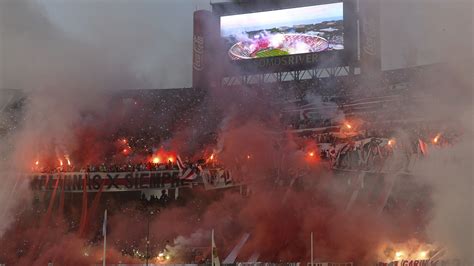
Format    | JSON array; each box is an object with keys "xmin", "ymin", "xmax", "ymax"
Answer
[
  {"xmin": 0, "ymin": 167, "xmax": 429, "ymax": 265},
  {"xmin": 0, "ymin": 68, "xmax": 432, "ymax": 265},
  {"xmin": 0, "ymin": 93, "xmax": 432, "ymax": 265}
]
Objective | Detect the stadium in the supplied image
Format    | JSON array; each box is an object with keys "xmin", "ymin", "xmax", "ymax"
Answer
[{"xmin": 0, "ymin": 0, "xmax": 472, "ymax": 265}]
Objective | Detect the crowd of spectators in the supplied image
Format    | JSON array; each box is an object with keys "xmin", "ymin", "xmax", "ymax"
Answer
[
  {"xmin": 2, "ymin": 63, "xmax": 455, "ymax": 176},
  {"xmin": 281, "ymin": 85, "xmax": 418, "ymax": 131},
  {"xmin": 30, "ymin": 86, "xmax": 456, "ymax": 174},
  {"xmin": 32, "ymin": 161, "xmax": 179, "ymax": 173},
  {"xmin": 1, "ymin": 63, "xmax": 455, "ymax": 264}
]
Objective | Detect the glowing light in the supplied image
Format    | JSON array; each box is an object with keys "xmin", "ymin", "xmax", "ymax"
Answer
[
  {"xmin": 35, "ymin": 160, "xmax": 39, "ymax": 166},
  {"xmin": 433, "ymin": 134, "xmax": 441, "ymax": 144},
  {"xmin": 158, "ymin": 252, "xmax": 164, "ymax": 257},
  {"xmin": 379, "ymin": 240, "xmax": 435, "ymax": 263},
  {"xmin": 388, "ymin": 139, "xmax": 396, "ymax": 147},
  {"xmin": 122, "ymin": 148, "xmax": 128, "ymax": 154},
  {"xmin": 152, "ymin": 157, "xmax": 160, "ymax": 164},
  {"xmin": 395, "ymin": 251, "xmax": 404, "ymax": 259},
  {"xmin": 121, "ymin": 138, "xmax": 127, "ymax": 144},
  {"xmin": 167, "ymin": 157, "xmax": 174, "ymax": 163},
  {"xmin": 419, "ymin": 251, "xmax": 428, "ymax": 259},
  {"xmin": 210, "ymin": 154, "xmax": 214, "ymax": 160},
  {"xmin": 345, "ymin": 123, "xmax": 352, "ymax": 129},
  {"xmin": 59, "ymin": 159, "xmax": 63, "ymax": 166},
  {"xmin": 246, "ymin": 155, "xmax": 251, "ymax": 159},
  {"xmin": 165, "ymin": 255, "xmax": 170, "ymax": 260},
  {"xmin": 66, "ymin": 158, "xmax": 71, "ymax": 166},
  {"xmin": 308, "ymin": 151, "xmax": 315, "ymax": 157}
]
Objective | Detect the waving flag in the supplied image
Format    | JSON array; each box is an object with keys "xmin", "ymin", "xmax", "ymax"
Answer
[
  {"xmin": 211, "ymin": 229, "xmax": 221, "ymax": 266},
  {"xmin": 224, "ymin": 170, "xmax": 232, "ymax": 185},
  {"xmin": 102, "ymin": 209, "xmax": 107, "ymax": 266},
  {"xmin": 418, "ymin": 139, "xmax": 428, "ymax": 155},
  {"xmin": 102, "ymin": 209, "xmax": 107, "ymax": 236},
  {"xmin": 176, "ymin": 155, "xmax": 185, "ymax": 171},
  {"xmin": 176, "ymin": 155, "xmax": 199, "ymax": 181},
  {"xmin": 179, "ymin": 168, "xmax": 197, "ymax": 181}
]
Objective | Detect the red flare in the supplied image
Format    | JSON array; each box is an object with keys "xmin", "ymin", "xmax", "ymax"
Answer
[
  {"xmin": 152, "ymin": 157, "xmax": 160, "ymax": 164},
  {"xmin": 388, "ymin": 139, "xmax": 396, "ymax": 147}
]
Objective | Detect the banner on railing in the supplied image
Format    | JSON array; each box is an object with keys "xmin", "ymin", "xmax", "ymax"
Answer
[
  {"xmin": 376, "ymin": 259, "xmax": 469, "ymax": 266},
  {"xmin": 29, "ymin": 171, "xmax": 183, "ymax": 192}
]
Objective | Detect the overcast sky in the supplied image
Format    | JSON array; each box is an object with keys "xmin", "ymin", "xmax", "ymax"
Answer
[
  {"xmin": 221, "ymin": 3, "xmax": 343, "ymax": 36},
  {"xmin": 39, "ymin": 0, "xmax": 212, "ymax": 89},
  {"xmin": 0, "ymin": 0, "xmax": 472, "ymax": 90}
]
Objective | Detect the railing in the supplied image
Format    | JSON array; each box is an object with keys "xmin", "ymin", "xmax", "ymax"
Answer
[{"xmin": 28, "ymin": 170, "xmax": 186, "ymax": 193}]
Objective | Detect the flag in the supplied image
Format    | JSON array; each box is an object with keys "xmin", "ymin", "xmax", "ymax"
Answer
[
  {"xmin": 418, "ymin": 139, "xmax": 428, "ymax": 155},
  {"xmin": 176, "ymin": 155, "xmax": 185, "ymax": 171},
  {"xmin": 429, "ymin": 248, "xmax": 446, "ymax": 262},
  {"xmin": 224, "ymin": 170, "xmax": 232, "ymax": 185},
  {"xmin": 102, "ymin": 209, "xmax": 107, "ymax": 266},
  {"xmin": 179, "ymin": 168, "xmax": 197, "ymax": 181},
  {"xmin": 175, "ymin": 187, "xmax": 179, "ymax": 200},
  {"xmin": 102, "ymin": 209, "xmax": 107, "ymax": 236},
  {"xmin": 211, "ymin": 229, "xmax": 220, "ymax": 266},
  {"xmin": 223, "ymin": 233, "xmax": 250, "ymax": 264}
]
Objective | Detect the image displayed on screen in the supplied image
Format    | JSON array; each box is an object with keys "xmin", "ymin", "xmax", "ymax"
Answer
[{"xmin": 221, "ymin": 2, "xmax": 344, "ymax": 60}]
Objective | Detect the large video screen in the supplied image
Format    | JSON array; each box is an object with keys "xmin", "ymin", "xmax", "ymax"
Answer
[{"xmin": 221, "ymin": 3, "xmax": 344, "ymax": 60}]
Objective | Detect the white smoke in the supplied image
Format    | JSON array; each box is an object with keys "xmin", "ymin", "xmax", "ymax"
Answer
[
  {"xmin": 0, "ymin": 0, "xmax": 206, "ymax": 237},
  {"xmin": 303, "ymin": 93, "xmax": 344, "ymax": 123},
  {"xmin": 412, "ymin": 137, "xmax": 473, "ymax": 260},
  {"xmin": 166, "ymin": 229, "xmax": 208, "ymax": 260}
]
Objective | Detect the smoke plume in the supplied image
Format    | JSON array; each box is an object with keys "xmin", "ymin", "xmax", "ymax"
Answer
[{"xmin": 0, "ymin": 0, "xmax": 472, "ymax": 265}]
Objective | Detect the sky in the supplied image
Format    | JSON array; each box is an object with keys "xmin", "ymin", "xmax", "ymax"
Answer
[
  {"xmin": 40, "ymin": 0, "xmax": 211, "ymax": 89},
  {"xmin": 221, "ymin": 3, "xmax": 343, "ymax": 36},
  {"xmin": 0, "ymin": 0, "xmax": 472, "ymax": 89}
]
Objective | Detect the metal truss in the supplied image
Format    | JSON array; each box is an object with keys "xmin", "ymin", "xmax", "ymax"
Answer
[{"xmin": 222, "ymin": 66, "xmax": 353, "ymax": 87}]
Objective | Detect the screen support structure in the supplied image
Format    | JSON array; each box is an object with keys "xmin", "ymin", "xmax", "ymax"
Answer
[
  {"xmin": 194, "ymin": 0, "xmax": 380, "ymax": 93},
  {"xmin": 222, "ymin": 66, "xmax": 353, "ymax": 87},
  {"xmin": 358, "ymin": 0, "xmax": 382, "ymax": 88},
  {"xmin": 192, "ymin": 10, "xmax": 222, "ymax": 90}
]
